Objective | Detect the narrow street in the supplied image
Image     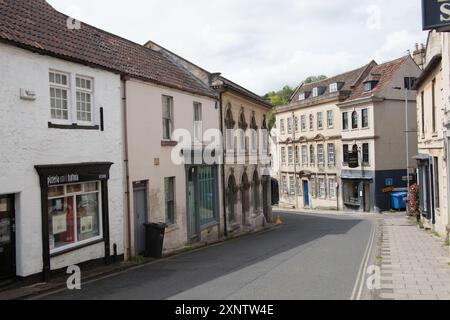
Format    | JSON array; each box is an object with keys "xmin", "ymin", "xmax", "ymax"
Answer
[{"xmin": 39, "ymin": 212, "xmax": 375, "ymax": 300}]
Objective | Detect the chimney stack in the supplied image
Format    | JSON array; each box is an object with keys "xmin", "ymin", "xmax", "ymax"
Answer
[{"xmin": 412, "ymin": 43, "xmax": 426, "ymax": 69}]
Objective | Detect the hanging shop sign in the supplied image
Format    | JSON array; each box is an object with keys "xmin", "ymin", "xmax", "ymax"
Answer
[
  {"xmin": 348, "ymin": 152, "xmax": 359, "ymax": 169},
  {"xmin": 422, "ymin": 0, "xmax": 450, "ymax": 31}
]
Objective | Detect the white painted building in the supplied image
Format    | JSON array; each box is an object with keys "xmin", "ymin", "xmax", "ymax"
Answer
[{"xmin": 0, "ymin": 41, "xmax": 125, "ymax": 280}]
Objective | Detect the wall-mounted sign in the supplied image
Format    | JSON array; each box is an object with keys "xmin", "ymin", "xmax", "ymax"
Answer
[
  {"xmin": 383, "ymin": 186, "xmax": 395, "ymax": 193},
  {"xmin": 348, "ymin": 152, "xmax": 359, "ymax": 168},
  {"xmin": 385, "ymin": 178, "xmax": 394, "ymax": 187},
  {"xmin": 422, "ymin": 0, "xmax": 450, "ymax": 31}
]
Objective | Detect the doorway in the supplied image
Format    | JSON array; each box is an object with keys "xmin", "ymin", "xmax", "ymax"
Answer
[
  {"xmin": 133, "ymin": 182, "xmax": 148, "ymax": 256},
  {"xmin": 0, "ymin": 195, "xmax": 15, "ymax": 280},
  {"xmin": 303, "ymin": 180, "xmax": 310, "ymax": 208},
  {"xmin": 187, "ymin": 167, "xmax": 198, "ymax": 240}
]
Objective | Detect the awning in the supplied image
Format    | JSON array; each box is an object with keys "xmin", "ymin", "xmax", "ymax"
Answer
[
  {"xmin": 341, "ymin": 174, "xmax": 373, "ymax": 181},
  {"xmin": 413, "ymin": 154, "xmax": 431, "ymax": 161}
]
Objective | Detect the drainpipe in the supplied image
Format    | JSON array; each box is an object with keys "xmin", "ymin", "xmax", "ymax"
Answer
[
  {"xmin": 122, "ymin": 77, "xmax": 133, "ymax": 260},
  {"xmin": 218, "ymin": 90, "xmax": 228, "ymax": 238}
]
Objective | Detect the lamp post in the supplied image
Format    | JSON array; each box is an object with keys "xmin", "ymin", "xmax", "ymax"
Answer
[
  {"xmin": 393, "ymin": 84, "xmax": 411, "ymax": 215},
  {"xmin": 292, "ymin": 111, "xmax": 299, "ymax": 209}
]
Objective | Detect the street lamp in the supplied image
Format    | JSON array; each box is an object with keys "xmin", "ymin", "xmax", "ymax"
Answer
[{"xmin": 393, "ymin": 83, "xmax": 412, "ymax": 215}]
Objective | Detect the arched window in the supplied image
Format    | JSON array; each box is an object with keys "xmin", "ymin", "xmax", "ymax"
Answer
[
  {"xmin": 250, "ymin": 112, "xmax": 258, "ymax": 153},
  {"xmin": 241, "ymin": 171, "xmax": 250, "ymax": 224},
  {"xmin": 238, "ymin": 109, "xmax": 248, "ymax": 155},
  {"xmin": 225, "ymin": 105, "xmax": 235, "ymax": 151},
  {"xmin": 252, "ymin": 169, "xmax": 260, "ymax": 212},
  {"xmin": 227, "ymin": 174, "xmax": 237, "ymax": 222},
  {"xmin": 352, "ymin": 111, "xmax": 358, "ymax": 129}
]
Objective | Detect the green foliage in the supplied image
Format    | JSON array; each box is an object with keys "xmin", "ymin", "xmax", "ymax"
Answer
[
  {"xmin": 304, "ymin": 75, "xmax": 327, "ymax": 84},
  {"xmin": 263, "ymin": 85, "xmax": 294, "ymax": 129},
  {"xmin": 132, "ymin": 255, "xmax": 144, "ymax": 264}
]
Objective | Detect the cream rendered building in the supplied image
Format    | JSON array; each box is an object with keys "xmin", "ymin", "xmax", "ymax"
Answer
[
  {"xmin": 144, "ymin": 41, "xmax": 273, "ymax": 238},
  {"xmin": 414, "ymin": 31, "xmax": 450, "ymax": 238},
  {"xmin": 338, "ymin": 56, "xmax": 421, "ymax": 213},
  {"xmin": 276, "ymin": 63, "xmax": 375, "ymax": 210}
]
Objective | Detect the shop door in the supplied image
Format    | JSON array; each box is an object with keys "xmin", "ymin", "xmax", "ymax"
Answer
[
  {"xmin": 0, "ymin": 195, "xmax": 15, "ymax": 280},
  {"xmin": 303, "ymin": 181, "xmax": 310, "ymax": 208},
  {"xmin": 187, "ymin": 168, "xmax": 198, "ymax": 240},
  {"xmin": 133, "ymin": 183, "xmax": 148, "ymax": 255}
]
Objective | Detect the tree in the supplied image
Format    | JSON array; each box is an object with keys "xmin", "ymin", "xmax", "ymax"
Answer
[
  {"xmin": 263, "ymin": 85, "xmax": 294, "ymax": 129},
  {"xmin": 303, "ymin": 75, "xmax": 327, "ymax": 84}
]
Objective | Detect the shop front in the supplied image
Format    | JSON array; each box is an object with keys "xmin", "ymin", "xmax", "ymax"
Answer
[
  {"xmin": 35, "ymin": 162, "xmax": 113, "ymax": 280},
  {"xmin": 341, "ymin": 171, "xmax": 374, "ymax": 212}
]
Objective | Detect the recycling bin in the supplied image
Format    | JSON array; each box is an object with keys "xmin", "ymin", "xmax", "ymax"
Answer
[
  {"xmin": 391, "ymin": 192, "xmax": 408, "ymax": 210},
  {"xmin": 144, "ymin": 223, "xmax": 167, "ymax": 258}
]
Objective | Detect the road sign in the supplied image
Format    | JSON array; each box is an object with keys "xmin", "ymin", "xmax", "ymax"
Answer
[
  {"xmin": 422, "ymin": 0, "xmax": 450, "ymax": 31},
  {"xmin": 385, "ymin": 178, "xmax": 394, "ymax": 187}
]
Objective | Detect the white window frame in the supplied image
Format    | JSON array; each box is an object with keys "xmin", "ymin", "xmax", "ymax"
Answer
[
  {"xmin": 289, "ymin": 176, "xmax": 295, "ymax": 195},
  {"xmin": 302, "ymin": 145, "xmax": 308, "ymax": 166},
  {"xmin": 362, "ymin": 108, "xmax": 369, "ymax": 129},
  {"xmin": 309, "ymin": 114, "xmax": 314, "ymax": 131},
  {"xmin": 288, "ymin": 146, "xmax": 294, "ymax": 165},
  {"xmin": 328, "ymin": 178, "xmax": 336, "ymax": 199},
  {"xmin": 318, "ymin": 177, "xmax": 326, "ymax": 199},
  {"xmin": 48, "ymin": 181, "xmax": 103, "ymax": 255},
  {"xmin": 193, "ymin": 102, "xmax": 203, "ymax": 144},
  {"xmin": 301, "ymin": 115, "xmax": 306, "ymax": 131},
  {"xmin": 327, "ymin": 143, "xmax": 335, "ymax": 166},
  {"xmin": 312, "ymin": 87, "xmax": 319, "ymax": 97},
  {"xmin": 327, "ymin": 110, "xmax": 334, "ymax": 128},
  {"xmin": 299, "ymin": 93, "xmax": 306, "ymax": 101},
  {"xmin": 329, "ymin": 83, "xmax": 338, "ymax": 93},
  {"xmin": 282, "ymin": 175, "xmax": 288, "ymax": 194},
  {"xmin": 317, "ymin": 112, "xmax": 323, "ymax": 129},
  {"xmin": 75, "ymin": 75, "xmax": 95, "ymax": 125},
  {"xmin": 281, "ymin": 147, "xmax": 287, "ymax": 165},
  {"xmin": 317, "ymin": 144, "xmax": 324, "ymax": 165},
  {"xmin": 280, "ymin": 119, "xmax": 286, "ymax": 134},
  {"xmin": 162, "ymin": 95, "xmax": 174, "ymax": 140},
  {"xmin": 49, "ymin": 70, "xmax": 71, "ymax": 125},
  {"xmin": 287, "ymin": 117, "xmax": 293, "ymax": 134}
]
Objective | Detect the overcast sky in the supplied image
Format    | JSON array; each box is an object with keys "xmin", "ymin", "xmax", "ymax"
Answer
[{"xmin": 47, "ymin": 0, "xmax": 427, "ymax": 95}]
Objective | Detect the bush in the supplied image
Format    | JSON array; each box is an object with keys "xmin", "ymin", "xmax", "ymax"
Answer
[{"xmin": 409, "ymin": 183, "xmax": 420, "ymax": 216}]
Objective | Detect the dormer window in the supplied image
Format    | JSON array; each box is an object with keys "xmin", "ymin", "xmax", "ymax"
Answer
[
  {"xmin": 363, "ymin": 81, "xmax": 378, "ymax": 92},
  {"xmin": 312, "ymin": 87, "xmax": 319, "ymax": 97},
  {"xmin": 299, "ymin": 93, "xmax": 306, "ymax": 101},
  {"xmin": 329, "ymin": 83, "xmax": 338, "ymax": 93}
]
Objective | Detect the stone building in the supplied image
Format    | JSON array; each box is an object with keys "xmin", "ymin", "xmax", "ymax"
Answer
[
  {"xmin": 145, "ymin": 41, "xmax": 273, "ymax": 234},
  {"xmin": 413, "ymin": 30, "xmax": 450, "ymax": 237}
]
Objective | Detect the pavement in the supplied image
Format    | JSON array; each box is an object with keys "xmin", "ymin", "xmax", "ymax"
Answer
[
  {"xmin": 379, "ymin": 213, "xmax": 450, "ymax": 300},
  {"xmin": 35, "ymin": 211, "xmax": 375, "ymax": 300}
]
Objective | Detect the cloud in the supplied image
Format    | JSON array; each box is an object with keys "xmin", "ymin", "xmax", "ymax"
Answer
[{"xmin": 47, "ymin": 0, "xmax": 427, "ymax": 95}]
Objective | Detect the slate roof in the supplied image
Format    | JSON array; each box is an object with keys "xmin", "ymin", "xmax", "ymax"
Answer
[
  {"xmin": 291, "ymin": 63, "xmax": 374, "ymax": 103},
  {"xmin": 346, "ymin": 56, "xmax": 409, "ymax": 101},
  {"xmin": 0, "ymin": 0, "xmax": 217, "ymax": 98}
]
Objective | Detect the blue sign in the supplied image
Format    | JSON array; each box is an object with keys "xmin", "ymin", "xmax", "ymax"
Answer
[
  {"xmin": 385, "ymin": 178, "xmax": 394, "ymax": 187},
  {"xmin": 422, "ymin": 0, "xmax": 450, "ymax": 31}
]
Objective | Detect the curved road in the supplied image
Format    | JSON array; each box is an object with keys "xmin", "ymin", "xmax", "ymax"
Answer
[{"xmin": 40, "ymin": 212, "xmax": 375, "ymax": 300}]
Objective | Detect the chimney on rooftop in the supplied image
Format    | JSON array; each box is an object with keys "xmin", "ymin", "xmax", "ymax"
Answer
[{"xmin": 412, "ymin": 43, "xmax": 426, "ymax": 69}]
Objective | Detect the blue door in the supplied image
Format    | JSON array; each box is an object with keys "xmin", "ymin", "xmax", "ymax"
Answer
[{"xmin": 303, "ymin": 180, "xmax": 310, "ymax": 208}]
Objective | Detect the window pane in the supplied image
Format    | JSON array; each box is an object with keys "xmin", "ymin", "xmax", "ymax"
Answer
[
  {"xmin": 48, "ymin": 197, "xmax": 75, "ymax": 250},
  {"xmin": 76, "ymin": 193, "xmax": 100, "ymax": 241},
  {"xmin": 165, "ymin": 178, "xmax": 175, "ymax": 224},
  {"xmin": 67, "ymin": 184, "xmax": 83, "ymax": 194}
]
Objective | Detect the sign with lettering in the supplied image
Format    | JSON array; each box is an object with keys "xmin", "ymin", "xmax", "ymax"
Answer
[
  {"xmin": 383, "ymin": 186, "xmax": 395, "ymax": 193},
  {"xmin": 422, "ymin": 0, "xmax": 450, "ymax": 31},
  {"xmin": 385, "ymin": 178, "xmax": 394, "ymax": 187},
  {"xmin": 47, "ymin": 173, "xmax": 80, "ymax": 186},
  {"xmin": 348, "ymin": 152, "xmax": 359, "ymax": 169}
]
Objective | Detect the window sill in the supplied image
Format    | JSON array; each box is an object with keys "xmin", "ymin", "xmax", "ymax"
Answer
[
  {"xmin": 161, "ymin": 140, "xmax": 178, "ymax": 147},
  {"xmin": 48, "ymin": 122, "xmax": 99, "ymax": 130},
  {"xmin": 50, "ymin": 238, "xmax": 104, "ymax": 258}
]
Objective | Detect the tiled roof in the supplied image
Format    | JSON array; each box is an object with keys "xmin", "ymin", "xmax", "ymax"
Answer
[
  {"xmin": 291, "ymin": 63, "xmax": 374, "ymax": 103},
  {"xmin": 346, "ymin": 56, "xmax": 409, "ymax": 101},
  {"xmin": 0, "ymin": 0, "xmax": 217, "ymax": 99}
]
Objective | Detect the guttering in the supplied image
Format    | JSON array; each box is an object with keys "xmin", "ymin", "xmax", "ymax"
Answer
[
  {"xmin": 337, "ymin": 96, "xmax": 384, "ymax": 108},
  {"xmin": 121, "ymin": 75, "xmax": 133, "ymax": 260}
]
